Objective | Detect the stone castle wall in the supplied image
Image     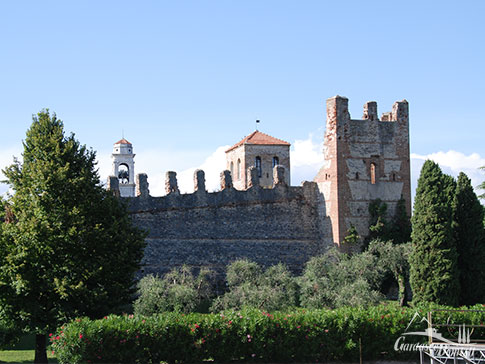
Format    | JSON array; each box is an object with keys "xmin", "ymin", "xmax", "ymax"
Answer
[
  {"xmin": 108, "ymin": 95, "xmax": 411, "ymax": 276},
  {"xmin": 110, "ymin": 167, "xmax": 326, "ymax": 279}
]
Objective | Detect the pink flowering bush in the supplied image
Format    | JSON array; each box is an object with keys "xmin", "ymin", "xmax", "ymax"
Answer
[{"xmin": 51, "ymin": 304, "xmax": 485, "ymax": 363}]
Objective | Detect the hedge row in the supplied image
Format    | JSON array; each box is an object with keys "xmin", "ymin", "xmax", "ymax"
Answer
[{"xmin": 50, "ymin": 304, "xmax": 485, "ymax": 363}]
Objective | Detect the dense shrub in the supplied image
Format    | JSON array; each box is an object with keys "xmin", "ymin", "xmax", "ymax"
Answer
[
  {"xmin": 211, "ymin": 260, "xmax": 299, "ymax": 312},
  {"xmin": 51, "ymin": 304, "xmax": 485, "ymax": 363},
  {"xmin": 299, "ymin": 248, "xmax": 384, "ymax": 309},
  {"xmin": 133, "ymin": 266, "xmax": 213, "ymax": 315}
]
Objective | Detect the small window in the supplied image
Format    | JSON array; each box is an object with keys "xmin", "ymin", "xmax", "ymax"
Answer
[
  {"xmin": 356, "ymin": 172, "xmax": 359, "ymax": 180},
  {"xmin": 237, "ymin": 159, "xmax": 241, "ymax": 180},
  {"xmin": 272, "ymin": 156, "xmax": 279, "ymax": 168},
  {"xmin": 370, "ymin": 163, "xmax": 376, "ymax": 184},
  {"xmin": 392, "ymin": 173, "xmax": 396, "ymax": 181},
  {"xmin": 255, "ymin": 156, "xmax": 262, "ymax": 177},
  {"xmin": 230, "ymin": 162, "xmax": 234, "ymax": 177}
]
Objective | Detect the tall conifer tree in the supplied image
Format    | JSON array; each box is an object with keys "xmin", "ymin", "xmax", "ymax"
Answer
[
  {"xmin": 453, "ymin": 172, "xmax": 485, "ymax": 305},
  {"xmin": 409, "ymin": 160, "xmax": 459, "ymax": 306},
  {"xmin": 0, "ymin": 111, "xmax": 146, "ymax": 363}
]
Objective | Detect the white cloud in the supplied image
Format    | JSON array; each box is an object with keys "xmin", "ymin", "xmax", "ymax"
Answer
[
  {"xmin": 290, "ymin": 132, "xmax": 325, "ymax": 186},
  {"xmin": 411, "ymin": 150, "xmax": 485, "ymax": 198},
  {"xmin": 96, "ymin": 147, "xmax": 229, "ymax": 196},
  {"xmin": 4, "ymin": 138, "xmax": 484, "ymax": 204},
  {"xmin": 176, "ymin": 145, "xmax": 229, "ymax": 194}
]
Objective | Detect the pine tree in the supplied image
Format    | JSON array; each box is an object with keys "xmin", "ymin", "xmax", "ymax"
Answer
[
  {"xmin": 0, "ymin": 111, "xmax": 146, "ymax": 363},
  {"xmin": 409, "ymin": 160, "xmax": 459, "ymax": 306},
  {"xmin": 453, "ymin": 172, "xmax": 485, "ymax": 305}
]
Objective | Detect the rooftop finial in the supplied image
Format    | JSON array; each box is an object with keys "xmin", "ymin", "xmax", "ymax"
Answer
[{"xmin": 255, "ymin": 119, "xmax": 260, "ymax": 131}]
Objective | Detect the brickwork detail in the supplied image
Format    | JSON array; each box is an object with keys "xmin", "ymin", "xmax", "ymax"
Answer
[{"xmin": 314, "ymin": 96, "xmax": 411, "ymax": 250}]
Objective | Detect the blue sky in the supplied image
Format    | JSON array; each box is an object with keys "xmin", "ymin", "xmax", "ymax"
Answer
[{"xmin": 1, "ymin": 1, "xmax": 484, "ymax": 197}]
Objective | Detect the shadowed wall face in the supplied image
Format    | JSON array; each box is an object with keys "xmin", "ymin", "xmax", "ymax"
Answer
[{"xmin": 123, "ymin": 171, "xmax": 323, "ymax": 279}]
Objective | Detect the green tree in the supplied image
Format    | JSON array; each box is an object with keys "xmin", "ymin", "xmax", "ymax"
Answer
[
  {"xmin": 134, "ymin": 266, "xmax": 213, "ymax": 315},
  {"xmin": 368, "ymin": 240, "xmax": 412, "ymax": 306},
  {"xmin": 367, "ymin": 199, "xmax": 390, "ymax": 242},
  {"xmin": 365, "ymin": 198, "xmax": 411, "ymax": 246},
  {"xmin": 453, "ymin": 172, "xmax": 485, "ymax": 305},
  {"xmin": 478, "ymin": 166, "xmax": 485, "ymax": 200},
  {"xmin": 389, "ymin": 198, "xmax": 412, "ymax": 244},
  {"xmin": 342, "ymin": 224, "xmax": 360, "ymax": 246},
  {"xmin": 299, "ymin": 248, "xmax": 384, "ymax": 309},
  {"xmin": 0, "ymin": 111, "xmax": 146, "ymax": 363},
  {"xmin": 211, "ymin": 260, "xmax": 298, "ymax": 312},
  {"xmin": 409, "ymin": 160, "xmax": 459, "ymax": 306}
]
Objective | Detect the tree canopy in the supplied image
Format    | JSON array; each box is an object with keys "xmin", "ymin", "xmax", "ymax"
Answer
[
  {"xmin": 409, "ymin": 160, "xmax": 459, "ymax": 306},
  {"xmin": 453, "ymin": 172, "xmax": 485, "ymax": 305},
  {"xmin": 0, "ymin": 110, "xmax": 146, "ymax": 363}
]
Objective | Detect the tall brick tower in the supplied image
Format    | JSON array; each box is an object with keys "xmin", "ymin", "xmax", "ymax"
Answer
[{"xmin": 314, "ymin": 96, "xmax": 411, "ymax": 249}]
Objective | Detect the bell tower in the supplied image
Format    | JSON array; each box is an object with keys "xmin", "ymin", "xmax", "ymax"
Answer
[{"xmin": 111, "ymin": 138, "xmax": 136, "ymax": 197}]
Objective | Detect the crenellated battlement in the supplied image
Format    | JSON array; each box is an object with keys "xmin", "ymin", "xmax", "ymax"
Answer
[
  {"xmin": 106, "ymin": 94, "xmax": 410, "ymax": 275},
  {"xmin": 109, "ymin": 165, "xmax": 322, "ymax": 278},
  {"xmin": 327, "ymin": 95, "xmax": 409, "ymax": 124},
  {"xmin": 108, "ymin": 165, "xmax": 317, "ymax": 214}
]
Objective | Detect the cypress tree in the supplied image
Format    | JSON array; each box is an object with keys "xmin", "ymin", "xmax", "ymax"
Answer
[
  {"xmin": 409, "ymin": 160, "xmax": 459, "ymax": 306},
  {"xmin": 453, "ymin": 172, "xmax": 485, "ymax": 305}
]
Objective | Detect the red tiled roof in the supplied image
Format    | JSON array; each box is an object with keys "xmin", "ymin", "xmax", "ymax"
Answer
[
  {"xmin": 114, "ymin": 138, "xmax": 132, "ymax": 145},
  {"xmin": 225, "ymin": 131, "xmax": 290, "ymax": 153}
]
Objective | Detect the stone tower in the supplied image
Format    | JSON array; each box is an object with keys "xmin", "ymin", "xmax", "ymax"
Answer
[
  {"xmin": 225, "ymin": 130, "xmax": 291, "ymax": 190},
  {"xmin": 111, "ymin": 138, "xmax": 136, "ymax": 197},
  {"xmin": 314, "ymin": 96, "xmax": 411, "ymax": 249}
]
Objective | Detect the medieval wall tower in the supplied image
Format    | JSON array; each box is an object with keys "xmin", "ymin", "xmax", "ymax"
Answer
[
  {"xmin": 314, "ymin": 96, "xmax": 411, "ymax": 248},
  {"xmin": 225, "ymin": 131, "xmax": 291, "ymax": 190},
  {"xmin": 111, "ymin": 138, "xmax": 136, "ymax": 197},
  {"xmin": 108, "ymin": 95, "xmax": 411, "ymax": 277}
]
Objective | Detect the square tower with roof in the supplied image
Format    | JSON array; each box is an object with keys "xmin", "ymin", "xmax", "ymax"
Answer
[{"xmin": 225, "ymin": 130, "xmax": 291, "ymax": 190}]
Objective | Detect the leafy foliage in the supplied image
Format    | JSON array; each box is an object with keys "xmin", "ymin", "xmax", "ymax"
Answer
[
  {"xmin": 299, "ymin": 248, "xmax": 384, "ymax": 309},
  {"xmin": 453, "ymin": 172, "xmax": 485, "ymax": 305},
  {"xmin": 342, "ymin": 224, "xmax": 360, "ymax": 246},
  {"xmin": 366, "ymin": 198, "xmax": 411, "ymax": 246},
  {"xmin": 211, "ymin": 260, "xmax": 298, "ymax": 312},
  {"xmin": 368, "ymin": 240, "xmax": 412, "ymax": 306},
  {"xmin": 409, "ymin": 160, "xmax": 459, "ymax": 306},
  {"xmin": 52, "ymin": 304, "xmax": 485, "ymax": 363},
  {"xmin": 367, "ymin": 199, "xmax": 390, "ymax": 242},
  {"xmin": 389, "ymin": 198, "xmax": 412, "ymax": 244},
  {"xmin": 478, "ymin": 166, "xmax": 485, "ymax": 200},
  {"xmin": 0, "ymin": 111, "xmax": 146, "ymax": 361},
  {"xmin": 133, "ymin": 266, "xmax": 213, "ymax": 315}
]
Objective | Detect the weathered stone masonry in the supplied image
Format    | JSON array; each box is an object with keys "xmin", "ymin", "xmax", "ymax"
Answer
[
  {"xmin": 113, "ymin": 168, "xmax": 323, "ymax": 278},
  {"xmin": 108, "ymin": 96, "xmax": 411, "ymax": 276}
]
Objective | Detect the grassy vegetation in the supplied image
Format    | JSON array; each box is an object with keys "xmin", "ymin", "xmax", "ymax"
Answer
[
  {"xmin": 1, "ymin": 336, "xmax": 57, "ymax": 363},
  {"xmin": 0, "ymin": 350, "xmax": 57, "ymax": 363}
]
